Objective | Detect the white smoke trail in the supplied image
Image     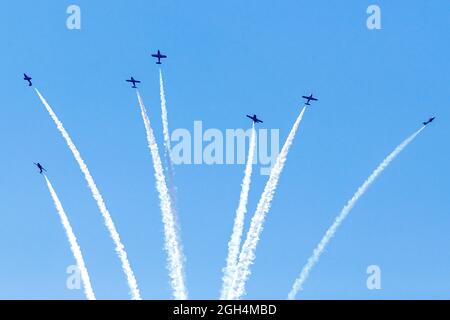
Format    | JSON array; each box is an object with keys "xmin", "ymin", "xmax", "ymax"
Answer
[
  {"xmin": 159, "ymin": 69, "xmax": 176, "ymax": 198},
  {"xmin": 159, "ymin": 68, "xmax": 173, "ymax": 167},
  {"xmin": 220, "ymin": 124, "xmax": 257, "ymax": 300},
  {"xmin": 35, "ymin": 89, "xmax": 141, "ymax": 300},
  {"xmin": 136, "ymin": 90, "xmax": 188, "ymax": 300},
  {"xmin": 159, "ymin": 69, "xmax": 180, "ymax": 246},
  {"xmin": 44, "ymin": 175, "xmax": 96, "ymax": 300},
  {"xmin": 228, "ymin": 107, "xmax": 307, "ymax": 300},
  {"xmin": 288, "ymin": 126, "xmax": 425, "ymax": 300}
]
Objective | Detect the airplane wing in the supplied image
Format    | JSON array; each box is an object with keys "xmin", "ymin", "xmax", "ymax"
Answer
[
  {"xmin": 160, "ymin": 55, "xmax": 167, "ymax": 58},
  {"xmin": 310, "ymin": 97, "xmax": 318, "ymax": 101},
  {"xmin": 151, "ymin": 54, "xmax": 158, "ymax": 58}
]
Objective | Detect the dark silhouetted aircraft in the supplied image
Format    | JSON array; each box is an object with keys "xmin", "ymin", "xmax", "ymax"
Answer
[
  {"xmin": 34, "ymin": 162, "xmax": 46, "ymax": 174},
  {"xmin": 151, "ymin": 50, "xmax": 167, "ymax": 64},
  {"xmin": 302, "ymin": 94, "xmax": 318, "ymax": 106},
  {"xmin": 24, "ymin": 73, "xmax": 32, "ymax": 86},
  {"xmin": 423, "ymin": 117, "xmax": 435, "ymax": 126},
  {"xmin": 247, "ymin": 114, "xmax": 263, "ymax": 124},
  {"xmin": 126, "ymin": 77, "xmax": 141, "ymax": 88}
]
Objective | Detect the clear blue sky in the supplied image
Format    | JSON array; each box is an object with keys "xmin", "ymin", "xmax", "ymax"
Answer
[{"xmin": 0, "ymin": 0, "xmax": 449, "ymax": 299}]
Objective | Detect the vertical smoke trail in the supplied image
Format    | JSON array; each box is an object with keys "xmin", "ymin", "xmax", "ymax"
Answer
[
  {"xmin": 35, "ymin": 89, "xmax": 141, "ymax": 300},
  {"xmin": 44, "ymin": 175, "xmax": 96, "ymax": 300},
  {"xmin": 159, "ymin": 68, "xmax": 173, "ymax": 167},
  {"xmin": 288, "ymin": 126, "xmax": 425, "ymax": 300},
  {"xmin": 228, "ymin": 107, "xmax": 307, "ymax": 300},
  {"xmin": 159, "ymin": 69, "xmax": 177, "ymax": 199},
  {"xmin": 158, "ymin": 69, "xmax": 181, "ymax": 247},
  {"xmin": 136, "ymin": 90, "xmax": 188, "ymax": 300},
  {"xmin": 220, "ymin": 124, "xmax": 257, "ymax": 300}
]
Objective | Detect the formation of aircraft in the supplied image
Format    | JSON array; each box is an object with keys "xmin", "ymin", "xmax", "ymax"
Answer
[
  {"xmin": 247, "ymin": 114, "xmax": 263, "ymax": 124},
  {"xmin": 302, "ymin": 94, "xmax": 318, "ymax": 106},
  {"xmin": 33, "ymin": 163, "xmax": 46, "ymax": 174},
  {"xmin": 423, "ymin": 117, "xmax": 435, "ymax": 126},
  {"xmin": 22, "ymin": 72, "xmax": 435, "ymax": 131},
  {"xmin": 151, "ymin": 50, "xmax": 167, "ymax": 64},
  {"xmin": 126, "ymin": 77, "xmax": 141, "ymax": 88},
  {"xmin": 24, "ymin": 68, "xmax": 435, "ymax": 179},
  {"xmin": 23, "ymin": 73, "xmax": 32, "ymax": 86}
]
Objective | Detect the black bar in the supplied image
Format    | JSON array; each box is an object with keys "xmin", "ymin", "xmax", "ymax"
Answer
[{"xmin": 0, "ymin": 300, "xmax": 446, "ymax": 318}]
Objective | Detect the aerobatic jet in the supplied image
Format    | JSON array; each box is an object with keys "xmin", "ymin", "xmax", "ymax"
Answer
[
  {"xmin": 302, "ymin": 94, "xmax": 318, "ymax": 106},
  {"xmin": 151, "ymin": 50, "xmax": 167, "ymax": 64},
  {"xmin": 247, "ymin": 114, "xmax": 263, "ymax": 124},
  {"xmin": 423, "ymin": 117, "xmax": 435, "ymax": 126},
  {"xmin": 24, "ymin": 73, "xmax": 32, "ymax": 86},
  {"xmin": 34, "ymin": 162, "xmax": 46, "ymax": 174},
  {"xmin": 126, "ymin": 77, "xmax": 141, "ymax": 88}
]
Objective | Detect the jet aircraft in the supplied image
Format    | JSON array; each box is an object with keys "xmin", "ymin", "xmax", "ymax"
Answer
[
  {"xmin": 126, "ymin": 77, "xmax": 141, "ymax": 88},
  {"xmin": 302, "ymin": 94, "xmax": 318, "ymax": 106},
  {"xmin": 151, "ymin": 50, "xmax": 167, "ymax": 64},
  {"xmin": 423, "ymin": 117, "xmax": 435, "ymax": 126},
  {"xmin": 24, "ymin": 73, "xmax": 32, "ymax": 86},
  {"xmin": 34, "ymin": 162, "xmax": 46, "ymax": 174},
  {"xmin": 247, "ymin": 114, "xmax": 263, "ymax": 124}
]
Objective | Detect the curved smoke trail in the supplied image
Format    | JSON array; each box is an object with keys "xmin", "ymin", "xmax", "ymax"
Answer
[
  {"xmin": 136, "ymin": 90, "xmax": 188, "ymax": 300},
  {"xmin": 288, "ymin": 126, "xmax": 425, "ymax": 300},
  {"xmin": 44, "ymin": 175, "xmax": 96, "ymax": 300},
  {"xmin": 221, "ymin": 124, "xmax": 256, "ymax": 299},
  {"xmin": 35, "ymin": 89, "xmax": 141, "ymax": 300},
  {"xmin": 228, "ymin": 107, "xmax": 307, "ymax": 300}
]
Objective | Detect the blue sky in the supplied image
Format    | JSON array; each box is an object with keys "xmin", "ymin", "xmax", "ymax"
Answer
[{"xmin": 0, "ymin": 0, "xmax": 449, "ymax": 299}]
